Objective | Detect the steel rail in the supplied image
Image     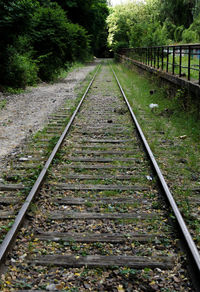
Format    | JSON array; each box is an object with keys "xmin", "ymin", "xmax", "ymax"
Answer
[
  {"xmin": 0, "ymin": 64, "xmax": 101, "ymax": 263},
  {"xmin": 111, "ymin": 67, "xmax": 200, "ymax": 276}
]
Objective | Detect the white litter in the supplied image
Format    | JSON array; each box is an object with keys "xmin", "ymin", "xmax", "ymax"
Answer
[
  {"xmin": 46, "ymin": 284, "xmax": 57, "ymax": 291},
  {"xmin": 149, "ymin": 103, "xmax": 158, "ymax": 109},
  {"xmin": 146, "ymin": 175, "xmax": 153, "ymax": 181},
  {"xmin": 19, "ymin": 157, "xmax": 29, "ymax": 161}
]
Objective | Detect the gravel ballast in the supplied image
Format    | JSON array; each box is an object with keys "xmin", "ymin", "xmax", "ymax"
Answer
[{"xmin": 0, "ymin": 64, "xmax": 96, "ymax": 169}]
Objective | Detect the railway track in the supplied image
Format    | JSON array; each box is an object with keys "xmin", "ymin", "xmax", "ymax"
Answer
[{"xmin": 0, "ymin": 64, "xmax": 199, "ymax": 291}]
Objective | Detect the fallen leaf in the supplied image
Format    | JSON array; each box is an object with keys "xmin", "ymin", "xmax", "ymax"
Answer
[{"xmin": 117, "ymin": 284, "xmax": 125, "ymax": 292}]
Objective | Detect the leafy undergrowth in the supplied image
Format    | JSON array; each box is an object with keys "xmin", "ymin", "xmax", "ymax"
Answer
[{"xmin": 112, "ymin": 62, "xmax": 200, "ymax": 248}]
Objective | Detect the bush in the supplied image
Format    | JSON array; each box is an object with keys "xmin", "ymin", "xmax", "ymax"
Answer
[
  {"xmin": 181, "ymin": 13, "xmax": 200, "ymax": 43},
  {"xmin": 174, "ymin": 25, "xmax": 185, "ymax": 42},
  {"xmin": 182, "ymin": 30, "xmax": 199, "ymax": 43},
  {"xmin": 5, "ymin": 46, "xmax": 38, "ymax": 88},
  {"xmin": 0, "ymin": 0, "xmax": 39, "ymax": 87},
  {"xmin": 31, "ymin": 3, "xmax": 90, "ymax": 81},
  {"xmin": 68, "ymin": 23, "xmax": 90, "ymax": 61},
  {"xmin": 112, "ymin": 41, "xmax": 129, "ymax": 53}
]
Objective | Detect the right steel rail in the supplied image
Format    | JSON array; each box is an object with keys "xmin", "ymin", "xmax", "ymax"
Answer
[{"xmin": 112, "ymin": 67, "xmax": 200, "ymax": 276}]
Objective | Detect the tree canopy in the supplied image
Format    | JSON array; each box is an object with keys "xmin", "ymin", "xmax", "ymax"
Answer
[
  {"xmin": 1, "ymin": 0, "xmax": 200, "ymax": 88},
  {"xmin": 107, "ymin": 0, "xmax": 200, "ymax": 52},
  {"xmin": 0, "ymin": 0, "xmax": 109, "ymax": 88}
]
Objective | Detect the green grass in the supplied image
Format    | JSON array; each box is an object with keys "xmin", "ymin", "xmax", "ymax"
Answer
[
  {"xmin": 113, "ymin": 62, "xmax": 200, "ymax": 141},
  {"xmin": 0, "ymin": 99, "xmax": 7, "ymax": 110},
  {"xmin": 113, "ymin": 61, "xmax": 200, "ymax": 246},
  {"xmin": 57, "ymin": 62, "xmax": 84, "ymax": 80},
  {"xmin": 2, "ymin": 87, "xmax": 25, "ymax": 94}
]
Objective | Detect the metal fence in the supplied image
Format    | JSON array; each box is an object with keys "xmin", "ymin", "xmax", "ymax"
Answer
[{"xmin": 120, "ymin": 44, "xmax": 200, "ymax": 85}]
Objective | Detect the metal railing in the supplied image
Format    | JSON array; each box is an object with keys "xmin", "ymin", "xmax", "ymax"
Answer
[{"xmin": 120, "ymin": 44, "xmax": 200, "ymax": 85}]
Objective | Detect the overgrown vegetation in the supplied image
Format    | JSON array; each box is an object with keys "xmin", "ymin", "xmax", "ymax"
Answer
[
  {"xmin": 0, "ymin": 0, "xmax": 108, "ymax": 88},
  {"xmin": 107, "ymin": 0, "xmax": 200, "ymax": 52},
  {"xmin": 112, "ymin": 62, "xmax": 200, "ymax": 245}
]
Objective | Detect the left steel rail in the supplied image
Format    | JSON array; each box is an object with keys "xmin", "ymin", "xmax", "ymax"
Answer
[{"xmin": 0, "ymin": 64, "xmax": 101, "ymax": 263}]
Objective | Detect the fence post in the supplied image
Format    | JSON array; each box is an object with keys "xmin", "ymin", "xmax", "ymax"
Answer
[
  {"xmin": 143, "ymin": 48, "xmax": 145, "ymax": 63},
  {"xmin": 172, "ymin": 46, "xmax": 175, "ymax": 75},
  {"xmin": 161, "ymin": 47, "xmax": 164, "ymax": 70},
  {"xmin": 188, "ymin": 46, "xmax": 191, "ymax": 81},
  {"xmin": 199, "ymin": 48, "xmax": 200, "ymax": 85},
  {"xmin": 154, "ymin": 47, "xmax": 156, "ymax": 68},
  {"xmin": 157, "ymin": 47, "xmax": 160, "ymax": 69},
  {"xmin": 179, "ymin": 46, "xmax": 182, "ymax": 77},
  {"xmin": 151, "ymin": 48, "xmax": 153, "ymax": 67},
  {"xmin": 167, "ymin": 47, "xmax": 169, "ymax": 72},
  {"xmin": 146, "ymin": 48, "xmax": 147, "ymax": 65}
]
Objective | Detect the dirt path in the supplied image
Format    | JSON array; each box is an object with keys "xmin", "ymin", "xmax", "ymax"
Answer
[{"xmin": 0, "ymin": 64, "xmax": 96, "ymax": 169}]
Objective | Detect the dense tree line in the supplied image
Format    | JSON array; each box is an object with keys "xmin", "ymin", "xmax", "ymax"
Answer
[
  {"xmin": 0, "ymin": 0, "xmax": 108, "ymax": 88},
  {"xmin": 107, "ymin": 0, "xmax": 200, "ymax": 52}
]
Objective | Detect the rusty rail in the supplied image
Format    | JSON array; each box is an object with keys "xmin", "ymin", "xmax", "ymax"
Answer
[
  {"xmin": 112, "ymin": 66, "xmax": 200, "ymax": 280},
  {"xmin": 0, "ymin": 65, "xmax": 101, "ymax": 262}
]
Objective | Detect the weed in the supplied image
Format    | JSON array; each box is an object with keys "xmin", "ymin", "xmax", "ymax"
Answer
[
  {"xmin": 0, "ymin": 99, "xmax": 6, "ymax": 110},
  {"xmin": 85, "ymin": 201, "xmax": 93, "ymax": 207},
  {"xmin": 119, "ymin": 268, "xmax": 137, "ymax": 276}
]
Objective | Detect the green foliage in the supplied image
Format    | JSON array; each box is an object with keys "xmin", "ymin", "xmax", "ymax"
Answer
[
  {"xmin": 182, "ymin": 13, "xmax": 200, "ymax": 43},
  {"xmin": 174, "ymin": 25, "xmax": 185, "ymax": 42},
  {"xmin": 0, "ymin": 99, "xmax": 7, "ymax": 110},
  {"xmin": 107, "ymin": 1, "xmax": 169, "ymax": 49},
  {"xmin": 182, "ymin": 29, "xmax": 199, "ymax": 43},
  {"xmin": 0, "ymin": 0, "xmax": 106, "ymax": 88},
  {"xmin": 54, "ymin": 0, "xmax": 109, "ymax": 57},
  {"xmin": 0, "ymin": 0, "xmax": 39, "ymax": 86},
  {"xmin": 162, "ymin": 19, "xmax": 176, "ymax": 40},
  {"xmin": 107, "ymin": 4, "xmax": 133, "ymax": 49},
  {"xmin": 68, "ymin": 23, "xmax": 90, "ymax": 61},
  {"xmin": 107, "ymin": 0, "xmax": 200, "ymax": 52},
  {"xmin": 159, "ymin": 0, "xmax": 195, "ymax": 28},
  {"xmin": 6, "ymin": 51, "xmax": 38, "ymax": 88},
  {"xmin": 113, "ymin": 41, "xmax": 129, "ymax": 53},
  {"xmin": 31, "ymin": 3, "xmax": 71, "ymax": 81}
]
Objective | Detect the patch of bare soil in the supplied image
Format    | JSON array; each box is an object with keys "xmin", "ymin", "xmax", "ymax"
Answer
[{"xmin": 0, "ymin": 64, "xmax": 96, "ymax": 169}]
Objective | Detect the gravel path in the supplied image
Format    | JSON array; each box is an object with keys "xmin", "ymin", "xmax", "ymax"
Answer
[{"xmin": 0, "ymin": 63, "xmax": 96, "ymax": 169}]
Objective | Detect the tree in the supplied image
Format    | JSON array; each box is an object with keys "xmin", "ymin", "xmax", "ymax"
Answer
[
  {"xmin": 31, "ymin": 2, "xmax": 90, "ymax": 80},
  {"xmin": 0, "ymin": 0, "xmax": 91, "ymax": 87},
  {"xmin": 51, "ymin": 0, "xmax": 109, "ymax": 56},
  {"xmin": 107, "ymin": 0, "xmax": 169, "ymax": 51},
  {"xmin": 159, "ymin": 0, "xmax": 196, "ymax": 28},
  {"xmin": 0, "ymin": 0, "xmax": 39, "ymax": 86}
]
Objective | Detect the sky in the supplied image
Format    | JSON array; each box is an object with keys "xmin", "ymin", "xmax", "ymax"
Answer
[{"xmin": 110, "ymin": 0, "xmax": 145, "ymax": 6}]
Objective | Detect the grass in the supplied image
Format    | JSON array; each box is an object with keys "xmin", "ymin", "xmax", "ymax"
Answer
[
  {"xmin": 57, "ymin": 62, "xmax": 84, "ymax": 81},
  {"xmin": 112, "ymin": 61, "xmax": 200, "ymax": 246},
  {"xmin": 2, "ymin": 87, "xmax": 25, "ymax": 94},
  {"xmin": 113, "ymin": 62, "xmax": 200, "ymax": 140},
  {"xmin": 0, "ymin": 99, "xmax": 6, "ymax": 110}
]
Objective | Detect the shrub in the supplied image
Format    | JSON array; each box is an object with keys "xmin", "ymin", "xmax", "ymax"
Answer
[
  {"xmin": 174, "ymin": 25, "xmax": 185, "ymax": 42},
  {"xmin": 112, "ymin": 41, "xmax": 129, "ymax": 53},
  {"xmin": 182, "ymin": 30, "xmax": 199, "ymax": 43},
  {"xmin": 0, "ymin": 0, "xmax": 39, "ymax": 87},
  {"xmin": 6, "ymin": 46, "xmax": 38, "ymax": 88},
  {"xmin": 31, "ymin": 3, "xmax": 90, "ymax": 81},
  {"xmin": 68, "ymin": 23, "xmax": 90, "ymax": 61}
]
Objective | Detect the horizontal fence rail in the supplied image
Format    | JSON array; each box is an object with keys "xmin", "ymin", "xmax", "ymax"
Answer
[{"xmin": 120, "ymin": 44, "xmax": 200, "ymax": 85}]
